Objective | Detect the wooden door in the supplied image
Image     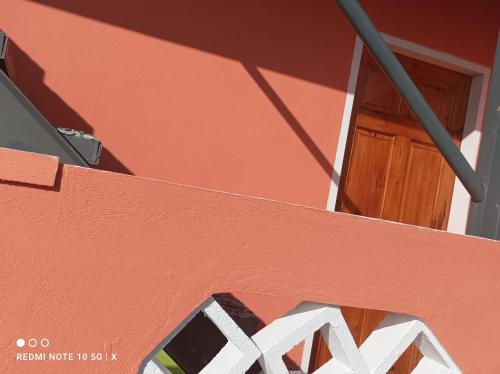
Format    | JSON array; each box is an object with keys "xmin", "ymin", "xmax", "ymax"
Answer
[{"xmin": 310, "ymin": 49, "xmax": 471, "ymax": 372}]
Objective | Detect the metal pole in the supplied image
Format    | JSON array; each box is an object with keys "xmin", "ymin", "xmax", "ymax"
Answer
[{"xmin": 336, "ymin": 0, "xmax": 485, "ymax": 202}]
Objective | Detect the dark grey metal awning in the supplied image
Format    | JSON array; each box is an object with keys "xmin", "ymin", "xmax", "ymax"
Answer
[{"xmin": 0, "ymin": 31, "xmax": 94, "ymax": 167}]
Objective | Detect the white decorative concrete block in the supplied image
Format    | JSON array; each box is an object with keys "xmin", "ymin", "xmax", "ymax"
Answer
[
  {"xmin": 252, "ymin": 302, "xmax": 368, "ymax": 374},
  {"xmin": 199, "ymin": 298, "xmax": 261, "ymax": 374},
  {"xmin": 359, "ymin": 313, "xmax": 461, "ymax": 374},
  {"xmin": 143, "ymin": 358, "xmax": 172, "ymax": 374},
  {"xmin": 413, "ymin": 323, "xmax": 461, "ymax": 374},
  {"xmin": 142, "ymin": 299, "xmax": 461, "ymax": 374}
]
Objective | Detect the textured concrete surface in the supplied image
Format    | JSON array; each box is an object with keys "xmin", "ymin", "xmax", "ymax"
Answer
[
  {"xmin": 0, "ymin": 150, "xmax": 500, "ymax": 373},
  {"xmin": 0, "ymin": 6, "xmax": 498, "ymax": 368},
  {"xmin": 0, "ymin": 147, "xmax": 59, "ymax": 186}
]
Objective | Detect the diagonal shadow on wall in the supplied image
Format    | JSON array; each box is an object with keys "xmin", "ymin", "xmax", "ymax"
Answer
[
  {"xmin": 28, "ymin": 0, "xmax": 354, "ymax": 90},
  {"xmin": 5, "ymin": 40, "xmax": 133, "ymax": 174},
  {"xmin": 243, "ymin": 63, "xmax": 362, "ymax": 214}
]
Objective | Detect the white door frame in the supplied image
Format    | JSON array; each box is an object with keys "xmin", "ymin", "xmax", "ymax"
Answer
[{"xmin": 326, "ymin": 34, "xmax": 490, "ymax": 235}]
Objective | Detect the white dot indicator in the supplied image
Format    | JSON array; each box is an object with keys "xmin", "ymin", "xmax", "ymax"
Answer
[{"xmin": 16, "ymin": 339, "xmax": 25, "ymax": 348}]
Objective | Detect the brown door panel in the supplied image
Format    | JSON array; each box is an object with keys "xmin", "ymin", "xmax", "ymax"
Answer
[{"xmin": 339, "ymin": 128, "xmax": 395, "ymax": 217}]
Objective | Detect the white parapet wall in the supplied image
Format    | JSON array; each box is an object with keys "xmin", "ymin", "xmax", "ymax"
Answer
[{"xmin": 141, "ymin": 299, "xmax": 461, "ymax": 374}]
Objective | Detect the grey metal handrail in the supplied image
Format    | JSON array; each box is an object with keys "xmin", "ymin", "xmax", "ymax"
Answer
[{"xmin": 336, "ymin": 0, "xmax": 485, "ymax": 202}]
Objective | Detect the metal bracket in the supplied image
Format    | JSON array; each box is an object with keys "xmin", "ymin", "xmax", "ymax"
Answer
[{"xmin": 57, "ymin": 128, "xmax": 102, "ymax": 165}]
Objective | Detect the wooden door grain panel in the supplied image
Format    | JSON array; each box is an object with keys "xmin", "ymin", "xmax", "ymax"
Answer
[
  {"xmin": 361, "ymin": 66, "xmax": 400, "ymax": 115},
  {"xmin": 340, "ymin": 128, "xmax": 395, "ymax": 216},
  {"xmin": 398, "ymin": 141, "xmax": 444, "ymax": 228}
]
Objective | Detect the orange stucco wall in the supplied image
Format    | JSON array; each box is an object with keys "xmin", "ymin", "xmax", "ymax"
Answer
[
  {"xmin": 1, "ymin": 0, "xmax": 499, "ymax": 209},
  {"xmin": 1, "ymin": 149, "xmax": 500, "ymax": 373},
  {"xmin": 1, "ymin": 1, "xmax": 499, "ymax": 372}
]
